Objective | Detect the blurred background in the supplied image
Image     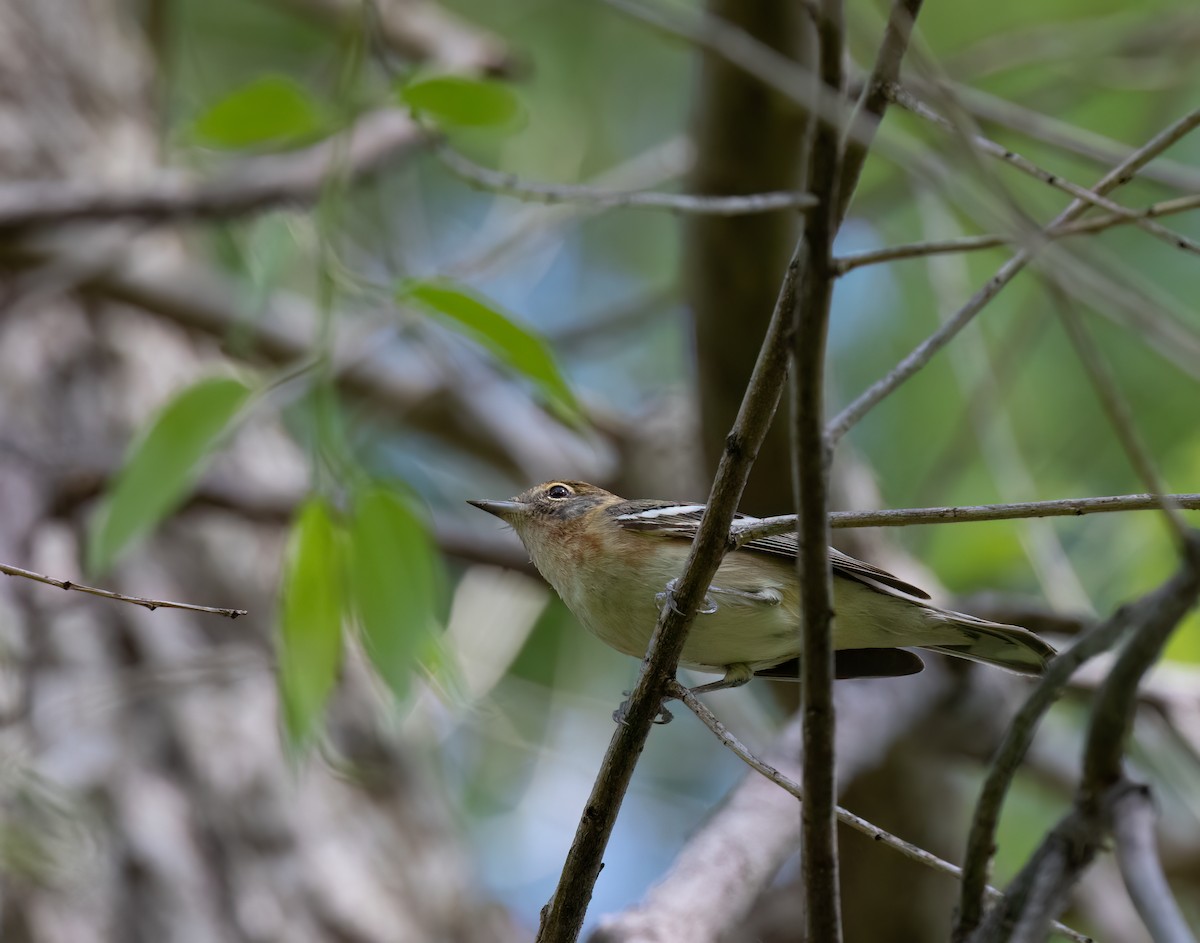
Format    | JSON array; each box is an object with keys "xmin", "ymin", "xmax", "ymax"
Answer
[{"xmin": 0, "ymin": 0, "xmax": 1198, "ymax": 940}]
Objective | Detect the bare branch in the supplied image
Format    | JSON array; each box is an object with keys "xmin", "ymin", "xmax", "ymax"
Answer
[
  {"xmin": 826, "ymin": 108, "xmax": 1200, "ymax": 443},
  {"xmin": 1080, "ymin": 536, "xmax": 1200, "ymax": 795},
  {"xmin": 956, "ymin": 542, "xmax": 1200, "ymax": 940},
  {"xmin": 791, "ymin": 0, "xmax": 847, "ymax": 935},
  {"xmin": 0, "ymin": 244, "xmax": 608, "ymax": 483},
  {"xmin": 1111, "ymin": 785, "xmax": 1197, "ymax": 943},
  {"xmin": 535, "ymin": 237, "xmax": 804, "ymax": 943},
  {"xmin": 434, "ymin": 144, "xmax": 817, "ymax": 215},
  {"xmin": 835, "ymin": 192, "xmax": 1200, "ymax": 275},
  {"xmin": 925, "ymin": 81, "xmax": 1200, "ymax": 193},
  {"xmin": 836, "ymin": 0, "xmax": 925, "ymax": 220},
  {"xmin": 591, "ymin": 666, "xmax": 958, "ymax": 943},
  {"xmin": 890, "ymin": 86, "xmax": 1200, "ymax": 258},
  {"xmin": 668, "ymin": 683, "xmax": 1093, "ymax": 943},
  {"xmin": 0, "ymin": 562, "xmax": 247, "ymax": 618},
  {"xmin": 725, "ymin": 493, "xmax": 1200, "ymax": 546},
  {"xmin": 0, "ymin": 110, "xmax": 429, "ymax": 231}
]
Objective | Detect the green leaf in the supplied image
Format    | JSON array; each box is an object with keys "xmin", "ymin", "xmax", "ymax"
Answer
[
  {"xmin": 347, "ymin": 486, "xmax": 443, "ymax": 702},
  {"xmin": 88, "ymin": 377, "xmax": 251, "ymax": 576},
  {"xmin": 397, "ymin": 76, "xmax": 522, "ymax": 128},
  {"xmin": 278, "ymin": 498, "xmax": 344, "ymax": 749},
  {"xmin": 192, "ymin": 75, "xmax": 325, "ymax": 149},
  {"xmin": 399, "ymin": 278, "xmax": 584, "ymax": 427}
]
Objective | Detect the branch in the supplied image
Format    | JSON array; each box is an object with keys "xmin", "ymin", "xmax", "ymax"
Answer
[
  {"xmin": 922, "ymin": 80, "xmax": 1200, "ymax": 193},
  {"xmin": 668, "ymin": 683, "xmax": 1093, "ymax": 943},
  {"xmin": 726, "ymin": 493, "xmax": 1200, "ymax": 545},
  {"xmin": 791, "ymin": 0, "xmax": 847, "ymax": 935},
  {"xmin": 1111, "ymin": 785, "xmax": 1197, "ymax": 943},
  {"xmin": 1080, "ymin": 535, "xmax": 1200, "ymax": 795},
  {"xmin": 0, "ymin": 562, "xmax": 247, "ymax": 618},
  {"xmin": 535, "ymin": 241, "xmax": 806, "ymax": 943},
  {"xmin": 956, "ymin": 541, "xmax": 1200, "ymax": 940},
  {"xmin": 591, "ymin": 658, "xmax": 962, "ymax": 943},
  {"xmin": 835, "ymin": 0, "xmax": 924, "ymax": 220},
  {"xmin": 890, "ymin": 86, "xmax": 1200, "ymax": 259},
  {"xmin": 834, "ymin": 192, "xmax": 1200, "ymax": 275},
  {"xmin": 435, "ymin": 144, "xmax": 817, "ymax": 215},
  {"xmin": 0, "ymin": 244, "xmax": 606, "ymax": 482},
  {"xmin": 0, "ymin": 109, "xmax": 429, "ymax": 231},
  {"xmin": 826, "ymin": 107, "xmax": 1200, "ymax": 443}
]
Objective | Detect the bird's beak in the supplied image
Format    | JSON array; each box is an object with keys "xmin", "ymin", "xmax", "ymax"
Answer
[{"xmin": 467, "ymin": 498, "xmax": 528, "ymax": 522}]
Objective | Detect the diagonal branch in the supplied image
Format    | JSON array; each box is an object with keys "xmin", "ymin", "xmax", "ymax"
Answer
[
  {"xmin": 669, "ymin": 682, "xmax": 1093, "ymax": 943},
  {"xmin": 956, "ymin": 539, "xmax": 1200, "ymax": 941},
  {"xmin": 890, "ymin": 86, "xmax": 1200, "ymax": 258},
  {"xmin": 534, "ymin": 239, "xmax": 805, "ymax": 943},
  {"xmin": 826, "ymin": 108, "xmax": 1200, "ymax": 444},
  {"xmin": 835, "ymin": 0, "xmax": 925, "ymax": 221}
]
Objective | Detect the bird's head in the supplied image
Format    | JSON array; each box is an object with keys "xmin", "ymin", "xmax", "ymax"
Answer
[{"xmin": 468, "ymin": 480, "xmax": 617, "ymax": 560}]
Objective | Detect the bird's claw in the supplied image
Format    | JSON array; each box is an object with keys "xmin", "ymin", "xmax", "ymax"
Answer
[
  {"xmin": 655, "ymin": 578, "xmax": 718, "ymax": 615},
  {"xmin": 613, "ymin": 692, "xmax": 674, "ymax": 725}
]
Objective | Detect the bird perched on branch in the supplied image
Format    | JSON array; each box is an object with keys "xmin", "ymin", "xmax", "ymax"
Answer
[{"xmin": 470, "ymin": 481, "xmax": 1055, "ymax": 699}]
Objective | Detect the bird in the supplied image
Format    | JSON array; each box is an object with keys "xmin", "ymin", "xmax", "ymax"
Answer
[{"xmin": 469, "ymin": 480, "xmax": 1056, "ymax": 698}]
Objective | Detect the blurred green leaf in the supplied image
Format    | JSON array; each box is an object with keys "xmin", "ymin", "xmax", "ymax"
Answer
[
  {"xmin": 399, "ymin": 278, "xmax": 584, "ymax": 427},
  {"xmin": 397, "ymin": 76, "xmax": 522, "ymax": 128},
  {"xmin": 347, "ymin": 486, "xmax": 443, "ymax": 702},
  {"xmin": 278, "ymin": 498, "xmax": 344, "ymax": 749},
  {"xmin": 192, "ymin": 75, "xmax": 326, "ymax": 149},
  {"xmin": 88, "ymin": 377, "xmax": 251, "ymax": 576}
]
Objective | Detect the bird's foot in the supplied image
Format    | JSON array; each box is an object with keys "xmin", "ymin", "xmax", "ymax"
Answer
[
  {"xmin": 686, "ymin": 663, "xmax": 755, "ymax": 695},
  {"xmin": 613, "ymin": 691, "xmax": 674, "ymax": 725},
  {"xmin": 655, "ymin": 578, "xmax": 717, "ymax": 615}
]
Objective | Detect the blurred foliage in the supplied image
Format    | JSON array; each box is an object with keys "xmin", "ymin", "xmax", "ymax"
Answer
[
  {"xmin": 398, "ymin": 75, "xmax": 525, "ymax": 128},
  {"xmin": 87, "ymin": 376, "xmax": 251, "ymax": 576}
]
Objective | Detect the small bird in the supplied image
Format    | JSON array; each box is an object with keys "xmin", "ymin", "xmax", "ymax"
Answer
[{"xmin": 469, "ymin": 481, "xmax": 1055, "ymax": 697}]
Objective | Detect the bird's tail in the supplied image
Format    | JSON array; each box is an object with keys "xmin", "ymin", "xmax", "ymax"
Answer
[{"xmin": 918, "ymin": 610, "xmax": 1056, "ymax": 676}]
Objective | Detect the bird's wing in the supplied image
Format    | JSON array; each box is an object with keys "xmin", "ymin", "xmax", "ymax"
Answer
[{"xmin": 611, "ymin": 503, "xmax": 931, "ymax": 600}]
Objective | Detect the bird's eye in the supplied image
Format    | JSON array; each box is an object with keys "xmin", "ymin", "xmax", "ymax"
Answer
[{"xmin": 546, "ymin": 484, "xmax": 572, "ymax": 500}]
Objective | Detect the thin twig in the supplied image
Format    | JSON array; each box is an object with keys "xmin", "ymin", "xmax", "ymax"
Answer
[
  {"xmin": 826, "ymin": 108, "xmax": 1200, "ymax": 444},
  {"xmin": 834, "ymin": 192, "xmax": 1200, "ymax": 275},
  {"xmin": 435, "ymin": 144, "xmax": 817, "ymax": 215},
  {"xmin": 668, "ymin": 682, "xmax": 1094, "ymax": 943},
  {"xmin": 928, "ymin": 80, "xmax": 1200, "ymax": 193},
  {"xmin": 534, "ymin": 239, "xmax": 806, "ymax": 943},
  {"xmin": 890, "ymin": 86, "xmax": 1200, "ymax": 258},
  {"xmin": 725, "ymin": 493, "xmax": 1200, "ymax": 546},
  {"xmin": 0, "ymin": 562, "xmax": 247, "ymax": 618},
  {"xmin": 1110, "ymin": 785, "xmax": 1198, "ymax": 943}
]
